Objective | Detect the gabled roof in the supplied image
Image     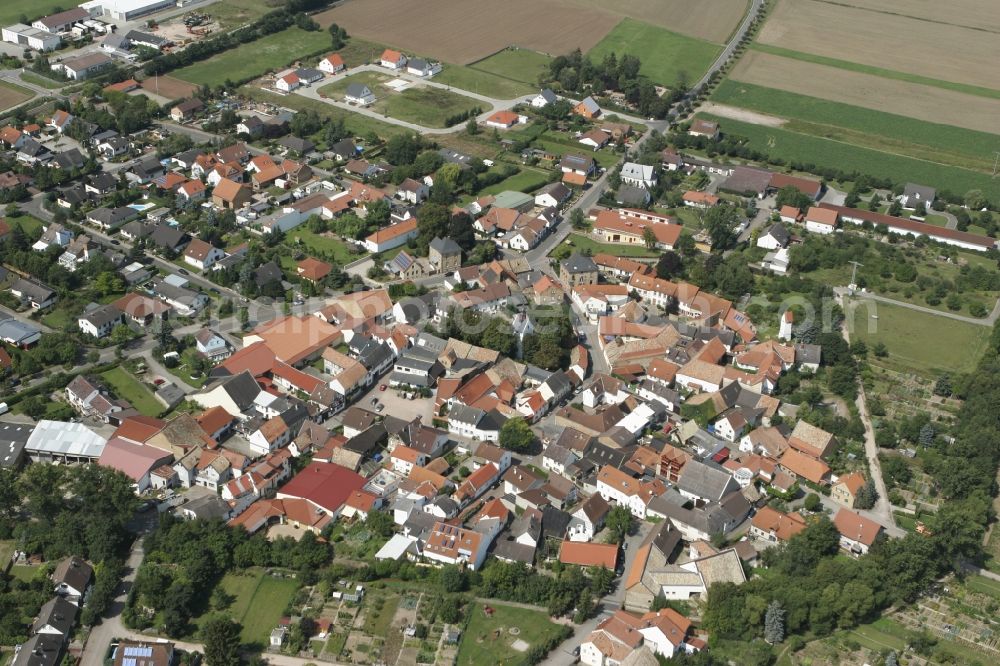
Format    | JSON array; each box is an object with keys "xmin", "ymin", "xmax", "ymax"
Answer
[{"xmin": 833, "ymin": 508, "xmax": 883, "ymax": 546}]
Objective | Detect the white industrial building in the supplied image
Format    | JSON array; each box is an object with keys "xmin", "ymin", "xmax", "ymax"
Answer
[
  {"xmin": 1, "ymin": 24, "xmax": 61, "ymax": 51},
  {"xmin": 81, "ymin": 0, "xmax": 178, "ymax": 21},
  {"xmin": 24, "ymin": 420, "xmax": 107, "ymax": 463}
]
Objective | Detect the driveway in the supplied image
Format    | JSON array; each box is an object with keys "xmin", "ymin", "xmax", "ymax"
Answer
[{"xmin": 539, "ymin": 522, "xmax": 652, "ymax": 666}]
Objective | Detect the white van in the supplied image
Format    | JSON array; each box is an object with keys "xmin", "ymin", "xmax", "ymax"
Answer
[{"xmin": 0, "ymin": 402, "xmax": 8, "ymax": 415}]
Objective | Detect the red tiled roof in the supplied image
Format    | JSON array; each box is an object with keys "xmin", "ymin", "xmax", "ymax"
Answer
[
  {"xmin": 278, "ymin": 462, "xmax": 366, "ymax": 513},
  {"xmin": 559, "ymin": 540, "xmax": 617, "ymax": 569}
]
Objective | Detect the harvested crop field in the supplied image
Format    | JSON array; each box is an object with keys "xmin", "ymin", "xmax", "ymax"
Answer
[
  {"xmin": 758, "ymin": 0, "xmax": 1000, "ymax": 91},
  {"xmin": 318, "ymin": 0, "xmax": 614, "ymax": 64},
  {"xmin": 317, "ymin": 0, "xmax": 747, "ymax": 63},
  {"xmin": 729, "ymin": 51, "xmax": 1000, "ymax": 135},
  {"xmin": 845, "ymin": 0, "xmax": 1000, "ymax": 33},
  {"xmin": 141, "ymin": 75, "xmax": 197, "ymax": 101},
  {"xmin": 572, "ymin": 0, "xmax": 749, "ymax": 43},
  {"xmin": 0, "ymin": 81, "xmax": 32, "ymax": 111}
]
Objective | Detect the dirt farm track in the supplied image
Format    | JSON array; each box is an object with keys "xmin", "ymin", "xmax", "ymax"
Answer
[
  {"xmin": 758, "ymin": 0, "xmax": 1000, "ymax": 91},
  {"xmin": 316, "ymin": 0, "xmax": 748, "ymax": 63}
]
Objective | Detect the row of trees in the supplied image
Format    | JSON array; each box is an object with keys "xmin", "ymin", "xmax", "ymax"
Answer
[{"xmin": 544, "ymin": 49, "xmax": 684, "ymax": 119}]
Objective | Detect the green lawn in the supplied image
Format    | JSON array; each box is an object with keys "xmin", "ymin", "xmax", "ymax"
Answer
[
  {"xmin": 481, "ymin": 168, "xmax": 550, "ymax": 195},
  {"xmin": 532, "ymin": 135, "xmax": 620, "ymax": 169},
  {"xmin": 0, "ymin": 1, "xmax": 67, "ymax": 26},
  {"xmin": 197, "ymin": 568, "xmax": 300, "ymax": 646},
  {"xmin": 555, "ymin": 233, "xmax": 658, "ymax": 258},
  {"xmin": 174, "ymin": 28, "xmax": 331, "ymax": 86},
  {"xmin": 19, "ymin": 72, "xmax": 64, "ymax": 90},
  {"xmin": 436, "ymin": 49, "xmax": 552, "ymax": 98},
  {"xmin": 319, "ymin": 73, "xmax": 482, "ymax": 128},
  {"xmin": 362, "ymin": 594, "xmax": 399, "ymax": 637},
  {"xmin": 456, "ymin": 602, "xmax": 566, "ymax": 666},
  {"xmin": 287, "ymin": 228, "xmax": 364, "ymax": 264},
  {"xmin": 697, "ymin": 113, "xmax": 1000, "ymax": 200},
  {"xmin": 100, "ymin": 366, "xmax": 163, "ymax": 417},
  {"xmin": 965, "ymin": 574, "xmax": 1000, "ymax": 599},
  {"xmin": 850, "ymin": 301, "xmax": 992, "ymax": 375},
  {"xmin": 241, "ymin": 86, "xmax": 408, "ymax": 138},
  {"xmin": 751, "ymin": 43, "xmax": 1000, "ymax": 101},
  {"xmin": 589, "ymin": 18, "xmax": 721, "ymax": 87},
  {"xmin": 711, "ymin": 80, "xmax": 1000, "ymax": 172},
  {"xmin": 238, "ymin": 575, "xmax": 300, "ymax": 645},
  {"xmin": 0, "ymin": 541, "xmax": 14, "ymax": 569},
  {"xmin": 8, "ymin": 565, "xmax": 37, "ymax": 582},
  {"xmin": 40, "ymin": 307, "xmax": 73, "ymax": 330},
  {"xmin": 7, "ymin": 215, "xmax": 43, "ymax": 237}
]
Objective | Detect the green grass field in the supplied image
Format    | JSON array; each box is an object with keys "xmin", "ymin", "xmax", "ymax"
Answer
[
  {"xmin": 481, "ymin": 168, "xmax": 550, "ymax": 195},
  {"xmin": 19, "ymin": 72, "xmax": 64, "ymax": 90},
  {"xmin": 965, "ymin": 574, "xmax": 1000, "ymax": 599},
  {"xmin": 0, "ymin": 541, "xmax": 14, "ymax": 570},
  {"xmin": 319, "ymin": 72, "xmax": 482, "ymax": 128},
  {"xmin": 436, "ymin": 49, "xmax": 552, "ymax": 98},
  {"xmin": 287, "ymin": 228, "xmax": 365, "ymax": 264},
  {"xmin": 0, "ymin": 1, "xmax": 67, "ymax": 26},
  {"xmin": 100, "ymin": 366, "xmax": 162, "ymax": 417},
  {"xmin": 197, "ymin": 568, "xmax": 299, "ymax": 645},
  {"xmin": 203, "ymin": 0, "xmax": 276, "ymax": 30},
  {"xmin": 556, "ymin": 233, "xmax": 658, "ymax": 258},
  {"xmin": 751, "ymin": 44, "xmax": 1000, "ymax": 101},
  {"xmin": 457, "ymin": 602, "xmax": 565, "ymax": 666},
  {"xmin": 711, "ymin": 80, "xmax": 1000, "ymax": 172},
  {"xmin": 174, "ymin": 28, "xmax": 331, "ymax": 86},
  {"xmin": 362, "ymin": 594, "xmax": 399, "ymax": 636},
  {"xmin": 589, "ymin": 18, "xmax": 721, "ymax": 88},
  {"xmin": 239, "ymin": 575, "xmax": 299, "ymax": 645},
  {"xmin": 697, "ymin": 113, "xmax": 1000, "ymax": 199},
  {"xmin": 241, "ymin": 87, "xmax": 407, "ymax": 139},
  {"xmin": 850, "ymin": 301, "xmax": 991, "ymax": 375}
]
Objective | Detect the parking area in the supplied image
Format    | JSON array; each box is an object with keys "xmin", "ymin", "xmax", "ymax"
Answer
[{"xmin": 355, "ymin": 380, "xmax": 436, "ymax": 425}]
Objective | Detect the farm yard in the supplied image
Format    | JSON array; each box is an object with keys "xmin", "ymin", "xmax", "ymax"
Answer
[
  {"xmin": 757, "ymin": 0, "xmax": 1000, "ymax": 91},
  {"xmin": 694, "ymin": 113, "xmax": 1000, "ymax": 200},
  {"xmin": 172, "ymin": 27, "xmax": 331, "ymax": 87},
  {"xmin": 316, "ymin": 0, "xmax": 746, "ymax": 65},
  {"xmin": 0, "ymin": 80, "xmax": 33, "ymax": 112},
  {"xmin": 588, "ymin": 18, "xmax": 722, "ymax": 87},
  {"xmin": 727, "ymin": 51, "xmax": 1000, "ymax": 136},
  {"xmin": 317, "ymin": 72, "xmax": 483, "ymax": 128}
]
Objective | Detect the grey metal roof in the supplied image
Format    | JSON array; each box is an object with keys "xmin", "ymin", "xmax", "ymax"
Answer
[
  {"xmin": 24, "ymin": 420, "xmax": 106, "ymax": 459},
  {"xmin": 676, "ymin": 459, "xmax": 738, "ymax": 502}
]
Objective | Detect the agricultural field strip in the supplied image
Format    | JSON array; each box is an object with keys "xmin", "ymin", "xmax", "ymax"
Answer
[
  {"xmin": 727, "ymin": 51, "xmax": 1000, "ymax": 136},
  {"xmin": 821, "ymin": 0, "xmax": 1000, "ymax": 35},
  {"xmin": 758, "ymin": 0, "xmax": 1000, "ymax": 91},
  {"xmin": 749, "ymin": 44, "xmax": 1000, "ymax": 101},
  {"xmin": 710, "ymin": 79, "xmax": 1000, "ymax": 172}
]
